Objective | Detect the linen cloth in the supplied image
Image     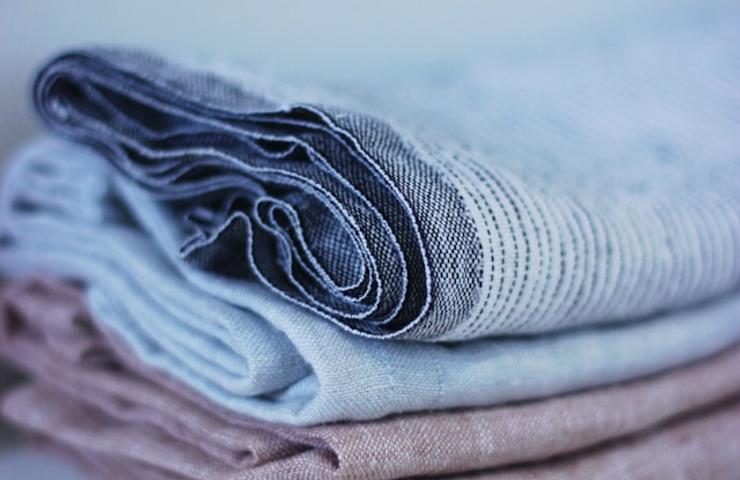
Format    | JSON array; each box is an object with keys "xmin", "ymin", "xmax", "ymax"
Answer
[
  {"xmin": 3, "ymin": 139, "xmax": 740, "ymax": 425},
  {"xmin": 21, "ymin": 399, "xmax": 740, "ymax": 480},
  {"xmin": 27, "ymin": 13, "xmax": 740, "ymax": 341},
  {"xmin": 455, "ymin": 398, "xmax": 740, "ymax": 480},
  {"xmin": 2, "ymin": 277, "xmax": 740, "ymax": 479},
  {"xmin": 13, "ymin": 389, "xmax": 740, "ymax": 480}
]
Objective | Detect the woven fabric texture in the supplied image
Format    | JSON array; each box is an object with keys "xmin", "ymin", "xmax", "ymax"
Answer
[
  {"xmin": 24, "ymin": 13, "xmax": 740, "ymax": 340},
  {"xmin": 2, "ymin": 277, "xmax": 740, "ymax": 479},
  {"xmin": 3, "ymin": 140, "xmax": 740, "ymax": 425}
]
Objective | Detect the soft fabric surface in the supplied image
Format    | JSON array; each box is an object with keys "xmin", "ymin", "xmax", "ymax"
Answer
[
  {"xmin": 2, "ymin": 277, "xmax": 740, "ymax": 479},
  {"xmin": 21, "ymin": 399, "xmax": 740, "ymax": 480},
  {"xmin": 455, "ymin": 398, "xmax": 740, "ymax": 480},
  {"xmin": 3, "ymin": 140, "xmax": 740, "ymax": 425},
  {"xmin": 14, "ymin": 388, "xmax": 740, "ymax": 480},
  {"xmin": 26, "ymin": 13, "xmax": 740, "ymax": 341}
]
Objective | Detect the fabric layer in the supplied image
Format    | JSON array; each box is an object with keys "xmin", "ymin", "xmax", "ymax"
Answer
[
  {"xmin": 29, "ymin": 15, "xmax": 740, "ymax": 340},
  {"xmin": 457, "ymin": 399, "xmax": 740, "ymax": 480},
  {"xmin": 3, "ymin": 139, "xmax": 740, "ymax": 425},
  {"xmin": 2, "ymin": 277, "xmax": 740, "ymax": 479}
]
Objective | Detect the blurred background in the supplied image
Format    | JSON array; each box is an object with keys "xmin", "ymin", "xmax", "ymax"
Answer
[
  {"xmin": 0, "ymin": 0, "xmax": 735, "ymax": 477},
  {"xmin": 1, "ymin": 0, "xmax": 735, "ymax": 162}
]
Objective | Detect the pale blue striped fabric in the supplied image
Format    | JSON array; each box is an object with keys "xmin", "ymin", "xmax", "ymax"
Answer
[
  {"xmin": 1, "ymin": 138, "xmax": 740, "ymax": 425},
  {"xmin": 26, "ymin": 12, "xmax": 740, "ymax": 341}
]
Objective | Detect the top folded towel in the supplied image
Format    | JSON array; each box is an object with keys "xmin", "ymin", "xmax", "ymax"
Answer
[{"xmin": 31, "ymin": 20, "xmax": 740, "ymax": 340}]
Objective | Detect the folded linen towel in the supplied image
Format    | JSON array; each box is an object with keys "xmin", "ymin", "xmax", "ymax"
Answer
[
  {"xmin": 18, "ymin": 394, "xmax": 740, "ymax": 480},
  {"xmin": 28, "ymin": 15, "xmax": 740, "ymax": 341},
  {"xmin": 2, "ymin": 277, "xmax": 740, "ymax": 479},
  {"xmin": 13, "ymin": 389, "xmax": 740, "ymax": 480},
  {"xmin": 459, "ymin": 399, "xmax": 740, "ymax": 480},
  {"xmin": 3, "ymin": 139, "xmax": 740, "ymax": 425}
]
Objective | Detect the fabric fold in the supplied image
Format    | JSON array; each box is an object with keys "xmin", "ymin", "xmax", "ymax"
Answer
[
  {"xmin": 2, "ymin": 277, "xmax": 740, "ymax": 479},
  {"xmin": 3, "ymin": 138, "xmax": 740, "ymax": 425},
  {"xmin": 28, "ymin": 16, "xmax": 740, "ymax": 340},
  {"xmin": 459, "ymin": 398, "xmax": 740, "ymax": 480}
]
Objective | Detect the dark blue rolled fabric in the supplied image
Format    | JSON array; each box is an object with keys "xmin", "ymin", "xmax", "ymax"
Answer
[{"xmin": 30, "ymin": 18, "xmax": 740, "ymax": 340}]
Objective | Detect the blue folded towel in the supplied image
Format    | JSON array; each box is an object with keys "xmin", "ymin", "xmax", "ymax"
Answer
[
  {"xmin": 2, "ymin": 138, "xmax": 740, "ymax": 425},
  {"xmin": 26, "ymin": 15, "xmax": 740, "ymax": 340}
]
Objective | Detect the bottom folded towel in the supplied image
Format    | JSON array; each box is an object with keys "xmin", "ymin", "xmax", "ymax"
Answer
[
  {"xmin": 1, "ymin": 277, "xmax": 740, "ymax": 479},
  {"xmin": 461, "ymin": 398, "xmax": 740, "ymax": 479},
  {"xmin": 22, "ymin": 396, "xmax": 740, "ymax": 480}
]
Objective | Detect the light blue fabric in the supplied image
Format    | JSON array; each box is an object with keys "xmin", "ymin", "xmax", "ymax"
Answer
[
  {"xmin": 27, "ymin": 11, "xmax": 740, "ymax": 340},
  {"xmin": 2, "ymin": 138, "xmax": 740, "ymax": 425}
]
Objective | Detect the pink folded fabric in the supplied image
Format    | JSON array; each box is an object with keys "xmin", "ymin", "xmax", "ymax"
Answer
[
  {"xmin": 2, "ymin": 277, "xmax": 740, "ymax": 479},
  {"xmin": 19, "ymin": 391, "xmax": 740, "ymax": 480},
  {"xmin": 25, "ymin": 395, "xmax": 740, "ymax": 480},
  {"xmin": 454, "ymin": 397, "xmax": 740, "ymax": 480}
]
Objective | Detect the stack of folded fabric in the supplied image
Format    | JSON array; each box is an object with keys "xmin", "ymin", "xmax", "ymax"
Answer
[{"xmin": 0, "ymin": 12, "xmax": 739, "ymax": 480}]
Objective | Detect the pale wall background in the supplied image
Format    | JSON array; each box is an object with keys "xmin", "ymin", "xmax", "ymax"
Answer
[{"xmin": 0, "ymin": 0, "xmax": 731, "ymax": 163}]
